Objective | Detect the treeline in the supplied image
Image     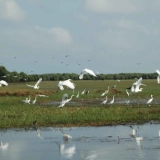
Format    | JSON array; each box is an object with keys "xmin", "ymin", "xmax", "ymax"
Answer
[{"xmin": 0, "ymin": 66, "xmax": 158, "ymax": 83}]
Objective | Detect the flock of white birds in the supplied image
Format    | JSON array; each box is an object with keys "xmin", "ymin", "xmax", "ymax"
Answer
[{"xmin": 0, "ymin": 68, "xmax": 160, "ymax": 107}]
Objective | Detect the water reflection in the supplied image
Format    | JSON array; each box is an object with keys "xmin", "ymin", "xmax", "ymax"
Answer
[{"xmin": 0, "ymin": 124, "xmax": 160, "ymax": 159}]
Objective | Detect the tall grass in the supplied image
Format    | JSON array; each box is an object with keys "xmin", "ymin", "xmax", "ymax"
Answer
[{"xmin": 0, "ymin": 79, "xmax": 160, "ymax": 128}]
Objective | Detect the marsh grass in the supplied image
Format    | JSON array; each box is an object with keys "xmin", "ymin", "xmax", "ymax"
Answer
[{"xmin": 0, "ymin": 79, "xmax": 160, "ymax": 128}]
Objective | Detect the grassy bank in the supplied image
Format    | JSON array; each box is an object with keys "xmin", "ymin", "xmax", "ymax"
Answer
[{"xmin": 0, "ymin": 79, "xmax": 160, "ymax": 129}]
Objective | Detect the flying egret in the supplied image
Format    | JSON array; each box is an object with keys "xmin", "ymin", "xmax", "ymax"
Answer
[
  {"xmin": 58, "ymin": 94, "xmax": 74, "ymax": 108},
  {"xmin": 101, "ymin": 96, "xmax": 108, "ymax": 104},
  {"xmin": 109, "ymin": 95, "xmax": 115, "ymax": 104},
  {"xmin": 101, "ymin": 86, "xmax": 109, "ymax": 96},
  {"xmin": 0, "ymin": 80, "xmax": 8, "ymax": 87},
  {"xmin": 79, "ymin": 68, "xmax": 97, "ymax": 80},
  {"xmin": 156, "ymin": 70, "xmax": 160, "ymax": 84},
  {"xmin": 0, "ymin": 141, "xmax": 9, "ymax": 150},
  {"xmin": 58, "ymin": 79, "xmax": 75, "ymax": 90},
  {"xmin": 37, "ymin": 94, "xmax": 49, "ymax": 97},
  {"xmin": 26, "ymin": 78, "xmax": 42, "ymax": 89},
  {"xmin": 133, "ymin": 77, "xmax": 146, "ymax": 93},
  {"xmin": 147, "ymin": 95, "xmax": 153, "ymax": 104}
]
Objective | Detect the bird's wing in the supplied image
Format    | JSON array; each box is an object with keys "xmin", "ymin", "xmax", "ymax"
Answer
[
  {"xmin": 156, "ymin": 70, "xmax": 160, "ymax": 75},
  {"xmin": 26, "ymin": 84, "xmax": 34, "ymax": 88},
  {"xmin": 136, "ymin": 77, "xmax": 142, "ymax": 87},
  {"xmin": 84, "ymin": 69, "xmax": 97, "ymax": 77},
  {"xmin": 79, "ymin": 73, "xmax": 84, "ymax": 79},
  {"xmin": 35, "ymin": 78, "xmax": 42, "ymax": 87},
  {"xmin": 0, "ymin": 80, "xmax": 8, "ymax": 86},
  {"xmin": 61, "ymin": 80, "xmax": 75, "ymax": 89}
]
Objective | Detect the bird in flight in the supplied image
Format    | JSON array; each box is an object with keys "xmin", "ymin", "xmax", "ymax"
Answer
[
  {"xmin": 58, "ymin": 79, "xmax": 75, "ymax": 90},
  {"xmin": 26, "ymin": 78, "xmax": 42, "ymax": 89},
  {"xmin": 79, "ymin": 68, "xmax": 97, "ymax": 80}
]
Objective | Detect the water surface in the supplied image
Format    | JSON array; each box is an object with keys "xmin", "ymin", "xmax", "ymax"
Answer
[{"xmin": 0, "ymin": 124, "xmax": 160, "ymax": 160}]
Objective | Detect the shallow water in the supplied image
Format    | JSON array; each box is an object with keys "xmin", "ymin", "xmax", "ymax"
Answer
[{"xmin": 1, "ymin": 124, "xmax": 160, "ymax": 160}]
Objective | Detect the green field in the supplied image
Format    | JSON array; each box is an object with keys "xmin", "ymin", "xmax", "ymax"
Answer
[{"xmin": 0, "ymin": 79, "xmax": 160, "ymax": 129}]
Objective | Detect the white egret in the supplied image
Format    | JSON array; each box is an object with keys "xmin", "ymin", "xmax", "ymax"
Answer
[
  {"xmin": 156, "ymin": 70, "xmax": 160, "ymax": 84},
  {"xmin": 81, "ymin": 88, "xmax": 86, "ymax": 95},
  {"xmin": 79, "ymin": 68, "xmax": 97, "ymax": 79},
  {"xmin": 0, "ymin": 80, "xmax": 8, "ymax": 87},
  {"xmin": 134, "ymin": 77, "xmax": 146, "ymax": 93},
  {"xmin": 101, "ymin": 86, "xmax": 109, "ymax": 96},
  {"xmin": 21, "ymin": 95, "xmax": 31, "ymax": 104},
  {"xmin": 76, "ymin": 91, "xmax": 79, "ymax": 98},
  {"xmin": 58, "ymin": 79, "xmax": 75, "ymax": 90},
  {"xmin": 60, "ymin": 129, "xmax": 72, "ymax": 141},
  {"xmin": 0, "ymin": 141, "xmax": 9, "ymax": 150},
  {"xmin": 101, "ymin": 96, "xmax": 107, "ymax": 104},
  {"xmin": 58, "ymin": 94, "xmax": 74, "ymax": 108},
  {"xmin": 147, "ymin": 95, "xmax": 153, "ymax": 104},
  {"xmin": 126, "ymin": 89, "xmax": 130, "ymax": 96},
  {"xmin": 37, "ymin": 94, "xmax": 49, "ymax": 97},
  {"xmin": 26, "ymin": 78, "xmax": 42, "ymax": 89},
  {"xmin": 109, "ymin": 95, "xmax": 115, "ymax": 104},
  {"xmin": 32, "ymin": 95, "xmax": 37, "ymax": 104}
]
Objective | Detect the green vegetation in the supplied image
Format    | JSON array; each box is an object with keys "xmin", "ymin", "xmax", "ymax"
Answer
[{"xmin": 0, "ymin": 79, "xmax": 160, "ymax": 129}]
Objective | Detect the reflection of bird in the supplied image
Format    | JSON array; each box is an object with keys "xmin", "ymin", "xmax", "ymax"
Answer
[
  {"xmin": 147, "ymin": 95, "xmax": 153, "ymax": 104},
  {"xmin": 36, "ymin": 129, "xmax": 43, "ymax": 139},
  {"xmin": 55, "ymin": 142, "xmax": 76, "ymax": 159},
  {"xmin": 59, "ymin": 94, "xmax": 74, "ymax": 108},
  {"xmin": 0, "ymin": 80, "xmax": 8, "ymax": 87},
  {"xmin": 101, "ymin": 96, "xmax": 107, "ymax": 104},
  {"xmin": 0, "ymin": 141, "xmax": 9, "ymax": 150},
  {"xmin": 79, "ymin": 68, "xmax": 97, "ymax": 79},
  {"xmin": 156, "ymin": 70, "xmax": 160, "ymax": 84},
  {"xmin": 26, "ymin": 78, "xmax": 42, "ymax": 89},
  {"xmin": 58, "ymin": 79, "xmax": 75, "ymax": 90},
  {"xmin": 109, "ymin": 95, "xmax": 115, "ymax": 104}
]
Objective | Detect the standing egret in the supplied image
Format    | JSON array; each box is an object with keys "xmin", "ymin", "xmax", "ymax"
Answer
[
  {"xmin": 58, "ymin": 94, "xmax": 74, "ymax": 108},
  {"xmin": 76, "ymin": 91, "xmax": 79, "ymax": 98},
  {"xmin": 32, "ymin": 95, "xmax": 37, "ymax": 104},
  {"xmin": 79, "ymin": 68, "xmax": 97, "ymax": 79},
  {"xmin": 101, "ymin": 86, "xmax": 109, "ymax": 96},
  {"xmin": 60, "ymin": 129, "xmax": 72, "ymax": 141},
  {"xmin": 58, "ymin": 79, "xmax": 75, "ymax": 90},
  {"xmin": 156, "ymin": 70, "xmax": 160, "ymax": 84},
  {"xmin": 101, "ymin": 96, "xmax": 108, "ymax": 104},
  {"xmin": 109, "ymin": 95, "xmax": 115, "ymax": 104},
  {"xmin": 147, "ymin": 95, "xmax": 153, "ymax": 104},
  {"xmin": 81, "ymin": 88, "xmax": 86, "ymax": 95},
  {"xmin": 26, "ymin": 78, "xmax": 42, "ymax": 89},
  {"xmin": 126, "ymin": 89, "xmax": 130, "ymax": 96}
]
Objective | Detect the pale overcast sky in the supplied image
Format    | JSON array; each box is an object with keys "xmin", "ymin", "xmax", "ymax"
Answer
[{"xmin": 0, "ymin": 0, "xmax": 160, "ymax": 74}]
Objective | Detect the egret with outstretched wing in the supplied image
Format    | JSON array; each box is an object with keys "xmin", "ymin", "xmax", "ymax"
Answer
[
  {"xmin": 79, "ymin": 68, "xmax": 97, "ymax": 79},
  {"xmin": 26, "ymin": 78, "xmax": 42, "ymax": 89},
  {"xmin": 58, "ymin": 79, "xmax": 75, "ymax": 90}
]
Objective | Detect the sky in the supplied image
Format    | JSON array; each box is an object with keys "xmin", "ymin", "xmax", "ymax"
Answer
[{"xmin": 0, "ymin": 0, "xmax": 160, "ymax": 75}]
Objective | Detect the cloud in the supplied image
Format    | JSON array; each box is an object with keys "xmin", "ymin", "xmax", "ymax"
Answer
[
  {"xmin": 0, "ymin": 26, "xmax": 73, "ymax": 53},
  {"xmin": 0, "ymin": 0, "xmax": 25, "ymax": 21},
  {"xmin": 85, "ymin": 0, "xmax": 136, "ymax": 13}
]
